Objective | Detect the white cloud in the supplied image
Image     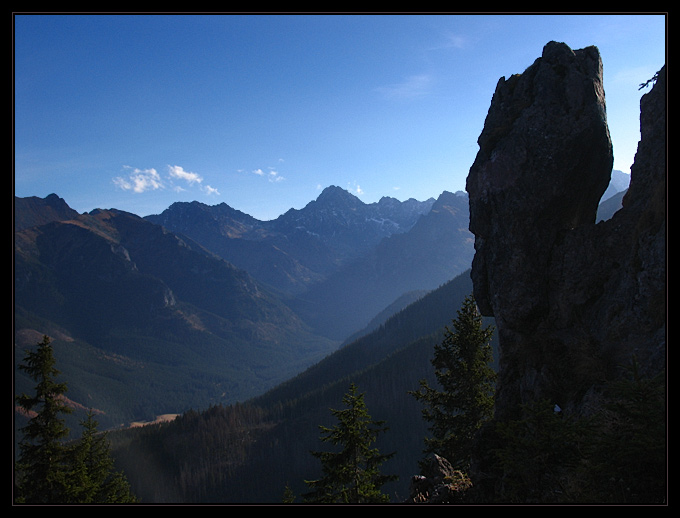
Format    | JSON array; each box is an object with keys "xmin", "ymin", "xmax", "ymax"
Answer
[
  {"xmin": 268, "ymin": 170, "xmax": 284, "ymax": 183},
  {"xmin": 113, "ymin": 164, "xmax": 218, "ymax": 198},
  {"xmin": 251, "ymin": 167, "xmax": 284, "ymax": 183},
  {"xmin": 202, "ymin": 185, "xmax": 220, "ymax": 195},
  {"xmin": 168, "ymin": 165, "xmax": 202, "ymax": 184},
  {"xmin": 113, "ymin": 166, "xmax": 163, "ymax": 193}
]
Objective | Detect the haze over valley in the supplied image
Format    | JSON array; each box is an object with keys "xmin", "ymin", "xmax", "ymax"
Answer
[{"xmin": 14, "ymin": 171, "xmax": 630, "ymax": 432}]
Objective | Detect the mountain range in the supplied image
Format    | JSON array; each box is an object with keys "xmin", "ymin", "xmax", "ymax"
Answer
[
  {"xmin": 13, "ymin": 186, "xmax": 472, "ymax": 430},
  {"xmin": 14, "ymin": 205, "xmax": 334, "ymax": 427},
  {"xmin": 144, "ymin": 185, "xmax": 436, "ymax": 297},
  {"xmin": 14, "ymin": 173, "xmax": 631, "ymax": 501}
]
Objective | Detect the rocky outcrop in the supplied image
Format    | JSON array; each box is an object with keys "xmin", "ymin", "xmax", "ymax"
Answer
[
  {"xmin": 466, "ymin": 41, "xmax": 665, "ymax": 421},
  {"xmin": 407, "ymin": 454, "xmax": 472, "ymax": 503}
]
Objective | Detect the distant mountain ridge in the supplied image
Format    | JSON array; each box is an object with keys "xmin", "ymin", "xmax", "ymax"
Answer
[
  {"xmin": 14, "ymin": 176, "xmax": 628, "ymax": 430},
  {"xmin": 289, "ymin": 190, "xmax": 475, "ymax": 338},
  {"xmin": 145, "ymin": 185, "xmax": 435, "ymax": 295},
  {"xmin": 13, "ymin": 188, "xmax": 448, "ymax": 429},
  {"xmin": 600, "ymin": 169, "xmax": 630, "ymax": 202},
  {"xmin": 144, "ymin": 187, "xmax": 468, "ymax": 339},
  {"xmin": 271, "ymin": 185, "xmax": 435, "ymax": 253}
]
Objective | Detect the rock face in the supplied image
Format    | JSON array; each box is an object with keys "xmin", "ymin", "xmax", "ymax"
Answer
[{"xmin": 466, "ymin": 41, "xmax": 665, "ymax": 421}]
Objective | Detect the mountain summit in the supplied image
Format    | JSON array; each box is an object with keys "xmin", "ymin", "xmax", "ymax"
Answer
[
  {"xmin": 271, "ymin": 185, "xmax": 435, "ymax": 259},
  {"xmin": 14, "ymin": 193, "xmax": 79, "ymax": 232},
  {"xmin": 146, "ymin": 186, "xmax": 435, "ymax": 295},
  {"xmin": 313, "ymin": 184, "xmax": 363, "ymax": 207}
]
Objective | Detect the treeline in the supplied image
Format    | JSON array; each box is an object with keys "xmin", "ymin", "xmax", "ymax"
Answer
[{"xmin": 109, "ymin": 403, "xmax": 275, "ymax": 502}]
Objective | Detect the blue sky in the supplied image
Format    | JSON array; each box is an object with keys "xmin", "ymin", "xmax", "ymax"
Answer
[{"xmin": 14, "ymin": 13, "xmax": 666, "ymax": 220}]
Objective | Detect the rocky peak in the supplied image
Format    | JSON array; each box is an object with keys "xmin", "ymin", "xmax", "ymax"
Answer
[
  {"xmin": 466, "ymin": 42, "xmax": 665, "ymax": 423},
  {"xmin": 315, "ymin": 184, "xmax": 362, "ymax": 207},
  {"xmin": 147, "ymin": 200, "xmax": 260, "ymax": 237},
  {"xmin": 272, "ymin": 186, "xmax": 434, "ymax": 255},
  {"xmin": 14, "ymin": 193, "xmax": 80, "ymax": 232}
]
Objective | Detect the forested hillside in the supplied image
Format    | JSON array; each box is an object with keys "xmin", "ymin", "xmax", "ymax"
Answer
[
  {"xmin": 14, "ymin": 207, "xmax": 338, "ymax": 430},
  {"xmin": 109, "ymin": 270, "xmax": 496, "ymax": 502}
]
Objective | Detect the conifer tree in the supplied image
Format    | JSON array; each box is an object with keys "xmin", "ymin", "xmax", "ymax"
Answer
[
  {"xmin": 411, "ymin": 294, "xmax": 496, "ymax": 471},
  {"xmin": 15, "ymin": 335, "xmax": 73, "ymax": 503},
  {"xmin": 15, "ymin": 336, "xmax": 137, "ymax": 503},
  {"xmin": 66, "ymin": 410, "xmax": 138, "ymax": 503},
  {"xmin": 303, "ymin": 383, "xmax": 397, "ymax": 503}
]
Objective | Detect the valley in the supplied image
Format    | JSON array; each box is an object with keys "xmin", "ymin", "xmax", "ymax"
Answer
[
  {"xmin": 14, "ymin": 186, "xmax": 475, "ymax": 430},
  {"xmin": 14, "ymin": 174, "xmax": 631, "ymax": 501}
]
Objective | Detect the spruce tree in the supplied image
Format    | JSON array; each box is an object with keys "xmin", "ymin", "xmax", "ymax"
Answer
[
  {"xmin": 304, "ymin": 383, "xmax": 397, "ymax": 503},
  {"xmin": 15, "ymin": 336, "xmax": 137, "ymax": 503},
  {"xmin": 15, "ymin": 335, "xmax": 73, "ymax": 503},
  {"xmin": 66, "ymin": 410, "xmax": 138, "ymax": 503},
  {"xmin": 411, "ymin": 294, "xmax": 496, "ymax": 471}
]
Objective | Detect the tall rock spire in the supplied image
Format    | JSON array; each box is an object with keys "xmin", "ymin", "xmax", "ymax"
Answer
[{"xmin": 466, "ymin": 41, "xmax": 665, "ymax": 421}]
